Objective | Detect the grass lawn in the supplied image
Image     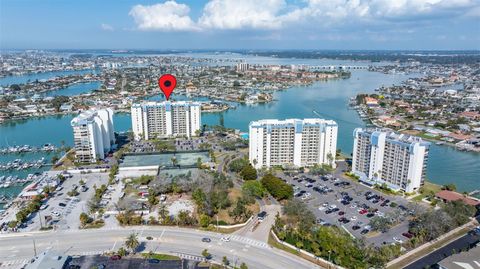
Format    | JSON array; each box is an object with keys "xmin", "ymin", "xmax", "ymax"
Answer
[
  {"xmin": 141, "ymin": 253, "xmax": 181, "ymax": 260},
  {"xmin": 214, "ymin": 188, "xmax": 260, "ymax": 225},
  {"xmin": 413, "ymin": 181, "xmax": 442, "ymax": 202},
  {"xmin": 52, "ymin": 150, "xmax": 75, "ymax": 170},
  {"xmin": 387, "ymin": 225, "xmax": 474, "ymax": 269},
  {"xmin": 268, "ymin": 233, "xmax": 335, "ymax": 269}
]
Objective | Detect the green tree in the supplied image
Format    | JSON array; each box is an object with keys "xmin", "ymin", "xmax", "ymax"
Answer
[
  {"xmin": 125, "ymin": 233, "xmax": 139, "ymax": 254},
  {"xmin": 51, "ymin": 154, "xmax": 60, "ymax": 165},
  {"xmin": 242, "ymin": 180, "xmax": 266, "ymax": 200},
  {"xmin": 117, "ymin": 247, "xmax": 127, "ymax": 257},
  {"xmin": 228, "ymin": 158, "xmax": 249, "ymax": 173},
  {"xmin": 199, "ymin": 214, "xmax": 211, "ymax": 228},
  {"xmin": 261, "ymin": 174, "xmax": 293, "ymax": 200},
  {"xmin": 443, "ymin": 200, "xmax": 476, "ymax": 226},
  {"xmin": 201, "ymin": 249, "xmax": 211, "ymax": 259},
  {"xmin": 79, "ymin": 212, "xmax": 90, "ymax": 227},
  {"xmin": 369, "ymin": 216, "xmax": 392, "ymax": 233},
  {"xmin": 196, "ymin": 157, "xmax": 203, "ymax": 169},
  {"xmin": 147, "ymin": 189, "xmax": 159, "ymax": 208},
  {"xmin": 240, "ymin": 163, "xmax": 257, "ymax": 181},
  {"xmin": 240, "ymin": 262, "xmax": 248, "ymax": 269},
  {"xmin": 8, "ymin": 221, "xmax": 18, "ymax": 229},
  {"xmin": 222, "ymin": 256, "xmax": 230, "ymax": 266},
  {"xmin": 158, "ymin": 203, "xmax": 169, "ymax": 221},
  {"xmin": 229, "ymin": 198, "xmax": 250, "ymax": 222},
  {"xmin": 442, "ymin": 183, "xmax": 457, "ymax": 191}
]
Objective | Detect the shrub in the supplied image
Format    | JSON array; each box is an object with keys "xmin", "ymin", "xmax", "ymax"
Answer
[{"xmin": 261, "ymin": 174, "xmax": 293, "ymax": 200}]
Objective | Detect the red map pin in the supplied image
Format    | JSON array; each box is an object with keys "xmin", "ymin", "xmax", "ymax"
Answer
[{"xmin": 158, "ymin": 74, "xmax": 177, "ymax": 101}]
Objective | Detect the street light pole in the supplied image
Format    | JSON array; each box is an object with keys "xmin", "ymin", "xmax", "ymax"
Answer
[
  {"xmin": 328, "ymin": 250, "xmax": 331, "ymax": 268},
  {"xmin": 38, "ymin": 212, "xmax": 43, "ymax": 229},
  {"xmin": 33, "ymin": 238, "xmax": 37, "ymax": 257}
]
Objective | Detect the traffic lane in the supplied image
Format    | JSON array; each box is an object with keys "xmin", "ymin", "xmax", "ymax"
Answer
[
  {"xmin": 0, "ymin": 228, "xmax": 320, "ymax": 269},
  {"xmin": 404, "ymin": 232, "xmax": 480, "ymax": 269}
]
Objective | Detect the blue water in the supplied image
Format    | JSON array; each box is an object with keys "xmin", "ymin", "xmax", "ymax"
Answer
[
  {"xmin": 44, "ymin": 81, "xmax": 101, "ymax": 97},
  {"xmin": 0, "ymin": 69, "xmax": 97, "ymax": 87},
  {"xmin": 0, "ymin": 56, "xmax": 479, "ymax": 199}
]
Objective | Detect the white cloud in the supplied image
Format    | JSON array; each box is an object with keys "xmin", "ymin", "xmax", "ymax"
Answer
[
  {"xmin": 101, "ymin": 23, "xmax": 114, "ymax": 31},
  {"xmin": 128, "ymin": 0, "xmax": 478, "ymax": 31},
  {"xmin": 198, "ymin": 0, "xmax": 286, "ymax": 30},
  {"xmin": 129, "ymin": 1, "xmax": 199, "ymax": 31}
]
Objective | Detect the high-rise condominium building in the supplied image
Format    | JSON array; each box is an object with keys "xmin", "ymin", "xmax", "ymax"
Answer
[
  {"xmin": 236, "ymin": 63, "xmax": 250, "ymax": 72},
  {"xmin": 131, "ymin": 101, "xmax": 201, "ymax": 140},
  {"xmin": 71, "ymin": 108, "xmax": 115, "ymax": 163},
  {"xmin": 352, "ymin": 128, "xmax": 430, "ymax": 193},
  {"xmin": 249, "ymin": 118, "xmax": 338, "ymax": 169}
]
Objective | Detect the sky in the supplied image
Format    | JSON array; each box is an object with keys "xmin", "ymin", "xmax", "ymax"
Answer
[{"xmin": 0, "ymin": 0, "xmax": 479, "ymax": 50}]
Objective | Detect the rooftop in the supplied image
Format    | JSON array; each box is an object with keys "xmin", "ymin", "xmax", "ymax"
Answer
[
  {"xmin": 356, "ymin": 128, "xmax": 430, "ymax": 146},
  {"xmin": 24, "ymin": 251, "xmax": 70, "ymax": 269},
  {"xmin": 435, "ymin": 190, "xmax": 480, "ymax": 206},
  {"xmin": 250, "ymin": 118, "xmax": 337, "ymax": 128}
]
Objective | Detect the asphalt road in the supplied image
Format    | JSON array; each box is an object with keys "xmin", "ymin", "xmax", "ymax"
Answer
[
  {"xmin": 0, "ymin": 226, "xmax": 321, "ymax": 269},
  {"xmin": 404, "ymin": 232, "xmax": 480, "ymax": 269}
]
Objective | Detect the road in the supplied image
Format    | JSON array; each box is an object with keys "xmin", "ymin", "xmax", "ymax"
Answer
[
  {"xmin": 0, "ymin": 226, "xmax": 321, "ymax": 269},
  {"xmin": 234, "ymin": 203, "xmax": 281, "ymax": 242},
  {"xmin": 404, "ymin": 231, "xmax": 480, "ymax": 269}
]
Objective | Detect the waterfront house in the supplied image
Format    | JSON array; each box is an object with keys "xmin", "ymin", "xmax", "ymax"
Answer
[
  {"xmin": 60, "ymin": 104, "xmax": 73, "ymax": 112},
  {"xmin": 435, "ymin": 190, "xmax": 480, "ymax": 207},
  {"xmin": 364, "ymin": 96, "xmax": 379, "ymax": 107}
]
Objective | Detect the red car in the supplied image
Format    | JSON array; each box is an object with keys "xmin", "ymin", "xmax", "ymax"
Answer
[
  {"xmin": 110, "ymin": 255, "xmax": 122, "ymax": 261},
  {"xmin": 402, "ymin": 232, "xmax": 414, "ymax": 239},
  {"xmin": 359, "ymin": 209, "xmax": 368, "ymax": 214}
]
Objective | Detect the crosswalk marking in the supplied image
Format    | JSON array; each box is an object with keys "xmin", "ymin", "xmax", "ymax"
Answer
[
  {"xmin": 0, "ymin": 258, "xmax": 29, "ymax": 268},
  {"xmin": 173, "ymin": 253, "xmax": 205, "ymax": 262},
  {"xmin": 230, "ymin": 235, "xmax": 269, "ymax": 248}
]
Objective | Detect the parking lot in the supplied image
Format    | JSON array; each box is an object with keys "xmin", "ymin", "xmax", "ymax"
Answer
[
  {"xmin": 22, "ymin": 171, "xmax": 112, "ymax": 232},
  {"xmin": 279, "ymin": 167, "xmax": 419, "ymax": 246}
]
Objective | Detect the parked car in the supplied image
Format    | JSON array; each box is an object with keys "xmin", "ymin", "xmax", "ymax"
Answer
[
  {"xmin": 402, "ymin": 232, "xmax": 414, "ymax": 239},
  {"xmin": 110, "ymin": 255, "xmax": 121, "ymax": 260},
  {"xmin": 202, "ymin": 237, "xmax": 211, "ymax": 243},
  {"xmin": 257, "ymin": 211, "xmax": 267, "ymax": 221}
]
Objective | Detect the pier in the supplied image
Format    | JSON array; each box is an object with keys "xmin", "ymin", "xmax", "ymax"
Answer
[{"xmin": 0, "ymin": 144, "xmax": 57, "ymax": 155}]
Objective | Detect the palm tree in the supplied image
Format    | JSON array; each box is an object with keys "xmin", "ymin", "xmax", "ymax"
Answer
[
  {"xmin": 125, "ymin": 233, "xmax": 139, "ymax": 254},
  {"xmin": 158, "ymin": 204, "xmax": 169, "ymax": 220},
  {"xmin": 171, "ymin": 156, "xmax": 178, "ymax": 167},
  {"xmin": 326, "ymin": 152, "xmax": 334, "ymax": 166}
]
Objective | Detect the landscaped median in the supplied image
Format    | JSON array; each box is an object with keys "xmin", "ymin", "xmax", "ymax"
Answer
[{"xmin": 269, "ymin": 230, "xmax": 343, "ymax": 269}]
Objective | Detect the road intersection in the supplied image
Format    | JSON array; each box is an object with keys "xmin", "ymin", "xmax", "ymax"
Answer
[{"xmin": 0, "ymin": 226, "xmax": 320, "ymax": 269}]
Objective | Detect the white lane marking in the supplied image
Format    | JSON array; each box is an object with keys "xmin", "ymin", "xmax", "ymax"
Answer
[
  {"xmin": 159, "ymin": 228, "xmax": 165, "ymax": 241},
  {"xmin": 111, "ymin": 240, "xmax": 117, "ymax": 251}
]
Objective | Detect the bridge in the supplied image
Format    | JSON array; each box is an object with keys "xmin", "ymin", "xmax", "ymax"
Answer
[{"xmin": 309, "ymin": 65, "xmax": 369, "ymax": 71}]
